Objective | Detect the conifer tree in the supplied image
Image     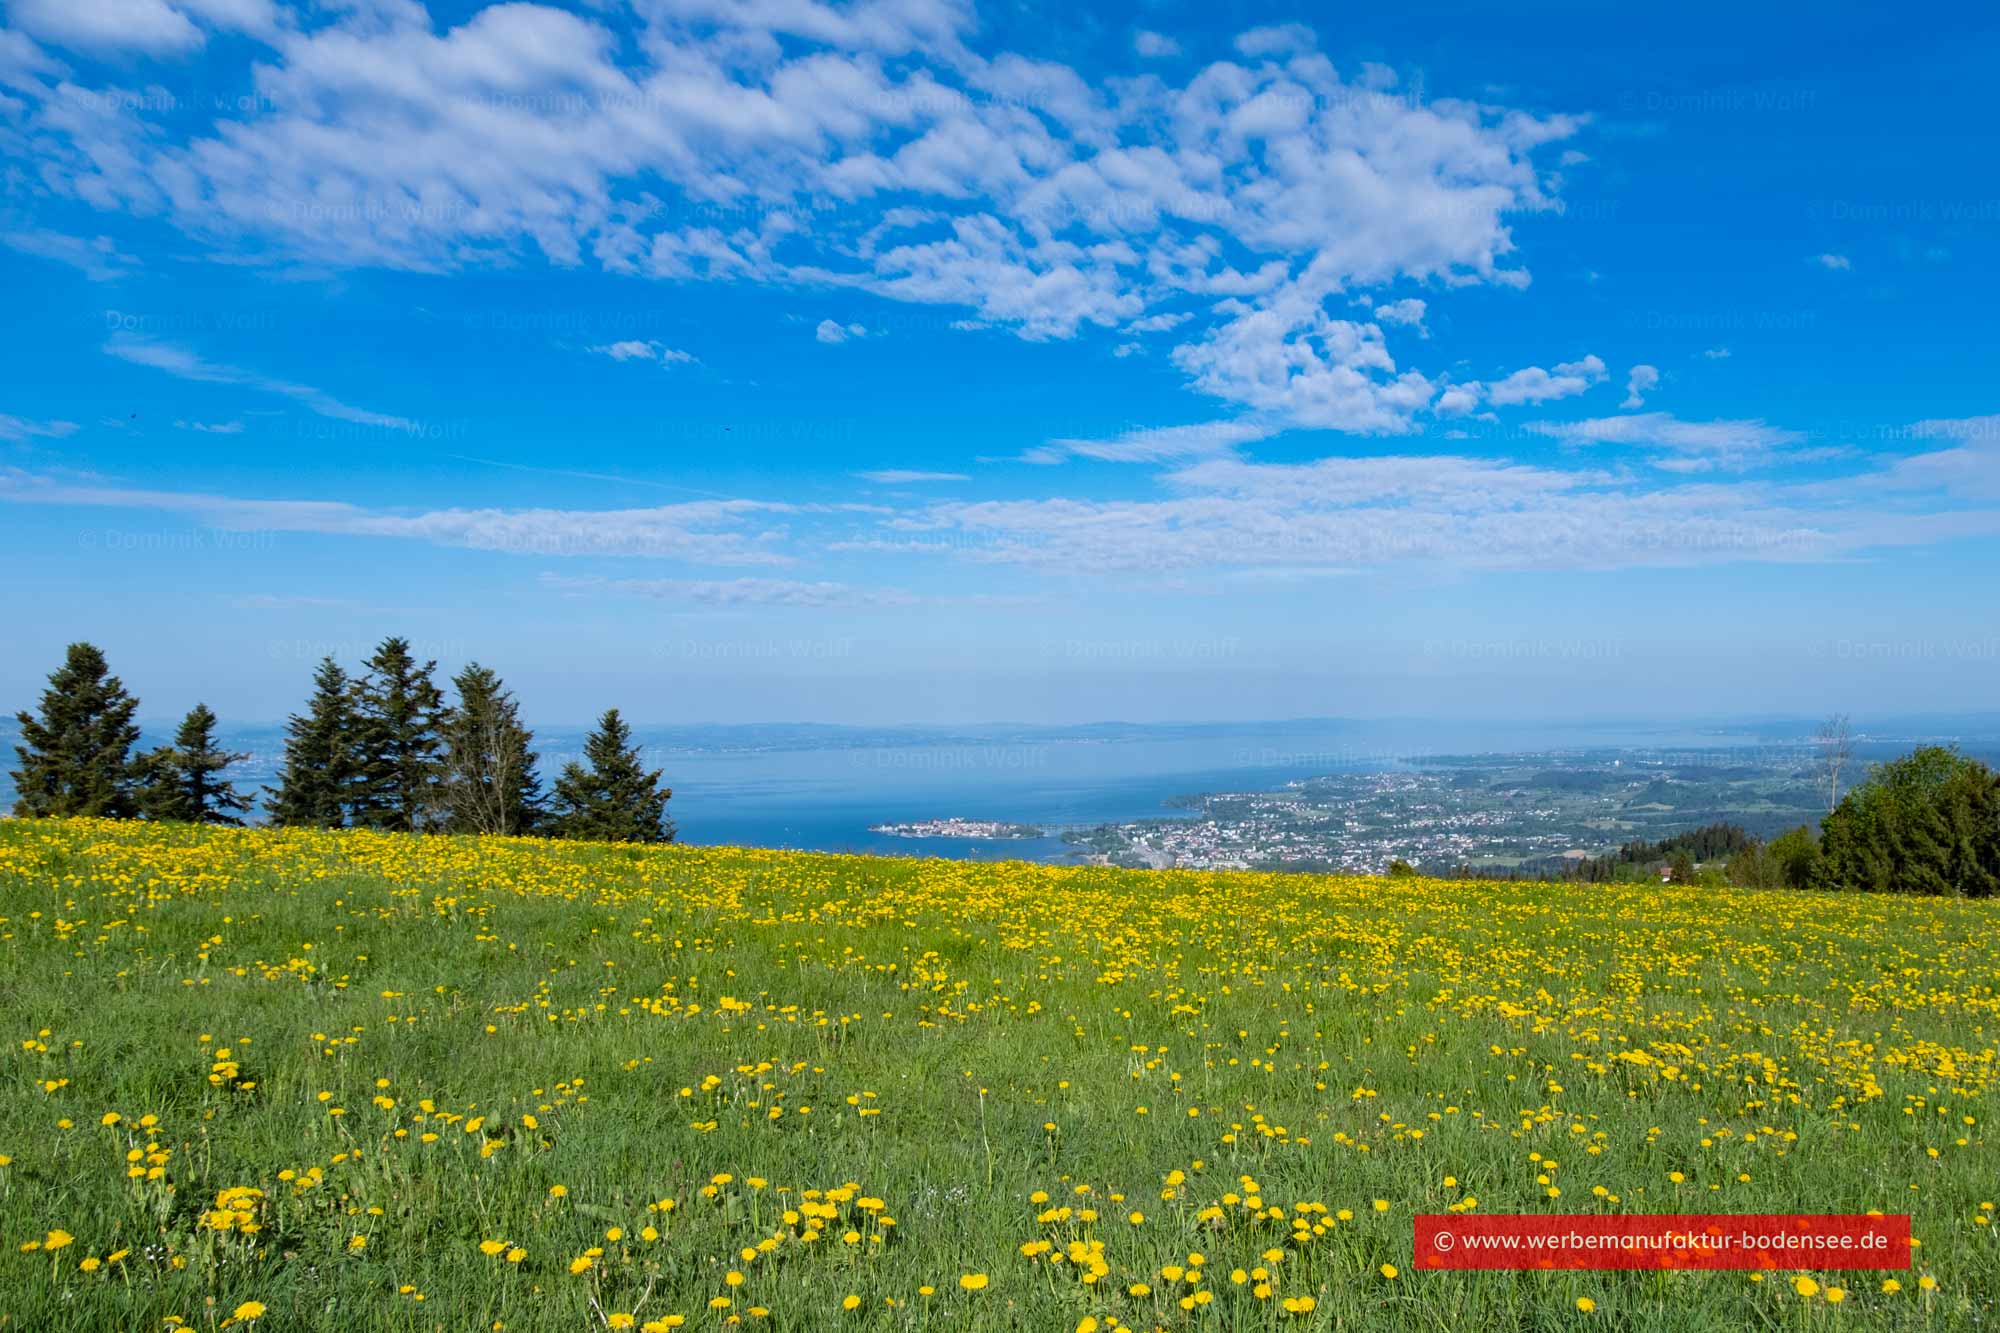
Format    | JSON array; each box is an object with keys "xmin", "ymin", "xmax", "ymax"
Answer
[
  {"xmin": 439, "ymin": 662, "xmax": 543, "ymax": 836},
  {"xmin": 10, "ymin": 642, "xmax": 142, "ymax": 818},
  {"xmin": 267, "ymin": 658, "xmax": 359, "ymax": 828},
  {"xmin": 350, "ymin": 637, "xmax": 446, "ymax": 833},
  {"xmin": 547, "ymin": 708, "xmax": 674, "ymax": 843},
  {"xmin": 137, "ymin": 703, "xmax": 250, "ymax": 825}
]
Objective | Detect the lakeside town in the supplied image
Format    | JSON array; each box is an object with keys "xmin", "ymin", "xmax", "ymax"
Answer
[{"xmin": 1037, "ymin": 750, "xmax": 1837, "ymax": 873}]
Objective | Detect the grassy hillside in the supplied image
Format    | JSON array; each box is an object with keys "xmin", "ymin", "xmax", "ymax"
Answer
[{"xmin": 0, "ymin": 819, "xmax": 1993, "ymax": 1330}]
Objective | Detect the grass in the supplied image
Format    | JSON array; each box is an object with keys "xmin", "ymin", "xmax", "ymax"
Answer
[{"xmin": 0, "ymin": 817, "xmax": 1993, "ymax": 1331}]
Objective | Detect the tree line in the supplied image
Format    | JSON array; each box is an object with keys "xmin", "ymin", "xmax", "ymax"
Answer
[
  {"xmin": 8, "ymin": 640, "xmax": 673, "ymax": 843},
  {"xmin": 1451, "ymin": 745, "xmax": 1999, "ymax": 898}
]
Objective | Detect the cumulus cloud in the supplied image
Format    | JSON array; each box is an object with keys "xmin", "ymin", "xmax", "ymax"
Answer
[
  {"xmin": 1621, "ymin": 364, "xmax": 1660, "ymax": 409},
  {"xmin": 1370, "ymin": 299, "xmax": 1428, "ymax": 334},
  {"xmin": 1815, "ymin": 253, "xmax": 1852, "ymax": 270},
  {"xmin": 816, "ymin": 320, "xmax": 869, "ymax": 344},
  {"xmin": 1484, "ymin": 355, "xmax": 1607, "ymax": 407},
  {"xmin": 1133, "ymin": 30, "xmax": 1180, "ymax": 58},
  {"xmin": 1701, "ymin": 346, "xmax": 1732, "ymax": 359},
  {"xmin": 1438, "ymin": 355, "xmax": 1605, "ymax": 415}
]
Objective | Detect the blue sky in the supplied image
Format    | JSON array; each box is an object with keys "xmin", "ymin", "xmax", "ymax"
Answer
[{"xmin": 2, "ymin": 0, "xmax": 1997, "ymax": 725}]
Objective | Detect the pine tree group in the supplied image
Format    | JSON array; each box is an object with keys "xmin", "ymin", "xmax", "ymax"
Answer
[{"xmin": 11, "ymin": 638, "xmax": 672, "ymax": 844}]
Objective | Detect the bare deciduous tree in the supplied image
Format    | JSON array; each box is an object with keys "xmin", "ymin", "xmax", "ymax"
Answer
[{"xmin": 1814, "ymin": 713, "xmax": 1854, "ymax": 813}]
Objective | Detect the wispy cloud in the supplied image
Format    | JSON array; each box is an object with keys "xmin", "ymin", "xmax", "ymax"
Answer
[
  {"xmin": 1814, "ymin": 252, "xmax": 1853, "ymax": 271},
  {"xmin": 0, "ymin": 468, "xmax": 796, "ymax": 564},
  {"xmin": 1527, "ymin": 412, "xmax": 1806, "ymax": 471},
  {"xmin": 855, "ymin": 469, "xmax": 970, "ymax": 484},
  {"xmin": 1, "ymin": 228, "xmax": 135, "ymax": 281},
  {"xmin": 0, "ymin": 413, "xmax": 80, "ymax": 442},
  {"xmin": 105, "ymin": 335, "xmax": 416, "ymax": 430},
  {"xmin": 543, "ymin": 574, "xmax": 911, "ymax": 608},
  {"xmin": 1023, "ymin": 419, "xmax": 1274, "ymax": 465},
  {"xmin": 1884, "ymin": 414, "xmax": 2000, "ymax": 499}
]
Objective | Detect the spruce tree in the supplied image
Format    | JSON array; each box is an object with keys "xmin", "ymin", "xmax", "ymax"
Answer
[
  {"xmin": 547, "ymin": 708, "xmax": 674, "ymax": 843},
  {"xmin": 439, "ymin": 663, "xmax": 543, "ymax": 836},
  {"xmin": 350, "ymin": 637, "xmax": 446, "ymax": 833},
  {"xmin": 10, "ymin": 642, "xmax": 142, "ymax": 818},
  {"xmin": 138, "ymin": 703, "xmax": 251, "ymax": 825},
  {"xmin": 267, "ymin": 658, "xmax": 359, "ymax": 828}
]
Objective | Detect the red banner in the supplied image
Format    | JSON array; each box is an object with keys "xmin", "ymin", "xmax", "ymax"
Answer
[{"xmin": 1414, "ymin": 1214, "xmax": 1912, "ymax": 1271}]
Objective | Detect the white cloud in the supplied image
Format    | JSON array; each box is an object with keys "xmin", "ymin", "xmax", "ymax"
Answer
[
  {"xmin": 6, "ymin": 0, "xmax": 203, "ymax": 55},
  {"xmin": 1, "ymin": 229, "xmax": 135, "ymax": 280},
  {"xmin": 5, "ymin": 0, "xmax": 280, "ymax": 55},
  {"xmin": 1133, "ymin": 30, "xmax": 1180, "ymax": 58},
  {"xmin": 1482, "ymin": 355, "xmax": 1606, "ymax": 407},
  {"xmin": 7, "ymin": 6, "xmax": 1582, "ymax": 437},
  {"xmin": 1815, "ymin": 253, "xmax": 1852, "ymax": 270},
  {"xmin": 1528, "ymin": 411, "xmax": 1806, "ymax": 470},
  {"xmin": 591, "ymin": 340, "xmax": 695, "ymax": 365},
  {"xmin": 1233, "ymin": 24, "xmax": 1316, "ymax": 57},
  {"xmin": 1436, "ymin": 355, "xmax": 1606, "ymax": 415},
  {"xmin": 174, "ymin": 419, "xmax": 245, "ymax": 433},
  {"xmin": 886, "ymin": 466, "xmax": 1832, "ymax": 575},
  {"xmin": 0, "ymin": 413, "xmax": 80, "ymax": 442},
  {"xmin": 1621, "ymin": 363, "xmax": 1660, "ymax": 409},
  {"xmin": 1370, "ymin": 298, "xmax": 1428, "ymax": 334},
  {"xmin": 815, "ymin": 319, "xmax": 870, "ymax": 344},
  {"xmin": 1126, "ymin": 312, "xmax": 1190, "ymax": 334},
  {"xmin": 104, "ymin": 334, "xmax": 417, "ymax": 430},
  {"xmin": 1885, "ymin": 414, "xmax": 2000, "ymax": 499},
  {"xmin": 855, "ymin": 469, "xmax": 970, "ymax": 483},
  {"xmin": 865, "ymin": 438, "xmax": 2000, "ymax": 579},
  {"xmin": 1701, "ymin": 346, "xmax": 1732, "ymax": 359}
]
